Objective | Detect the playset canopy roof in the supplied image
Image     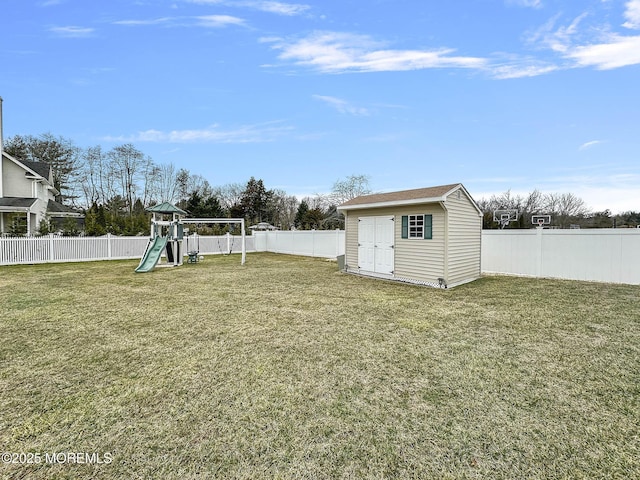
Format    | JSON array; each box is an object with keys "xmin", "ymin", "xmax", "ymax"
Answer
[{"xmin": 146, "ymin": 202, "xmax": 188, "ymax": 215}]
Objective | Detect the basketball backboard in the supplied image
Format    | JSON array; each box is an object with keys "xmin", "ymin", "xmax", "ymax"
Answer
[
  {"xmin": 493, "ymin": 209, "xmax": 519, "ymax": 229},
  {"xmin": 531, "ymin": 215, "xmax": 551, "ymax": 227}
]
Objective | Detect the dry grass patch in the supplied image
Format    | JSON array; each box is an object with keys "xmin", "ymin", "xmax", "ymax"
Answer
[{"xmin": 1, "ymin": 253, "xmax": 639, "ymax": 479}]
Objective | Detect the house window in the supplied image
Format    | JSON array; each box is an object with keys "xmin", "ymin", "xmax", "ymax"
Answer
[{"xmin": 401, "ymin": 214, "xmax": 432, "ymax": 239}]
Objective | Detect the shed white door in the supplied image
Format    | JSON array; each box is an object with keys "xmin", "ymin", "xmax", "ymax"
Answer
[
  {"xmin": 358, "ymin": 217, "xmax": 375, "ymax": 272},
  {"xmin": 358, "ymin": 216, "xmax": 394, "ymax": 275}
]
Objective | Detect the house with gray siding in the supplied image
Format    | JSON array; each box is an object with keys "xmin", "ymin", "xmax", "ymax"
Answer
[{"xmin": 337, "ymin": 183, "xmax": 482, "ymax": 288}]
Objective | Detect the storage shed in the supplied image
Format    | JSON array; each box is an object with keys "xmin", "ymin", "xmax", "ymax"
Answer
[{"xmin": 337, "ymin": 183, "xmax": 482, "ymax": 288}]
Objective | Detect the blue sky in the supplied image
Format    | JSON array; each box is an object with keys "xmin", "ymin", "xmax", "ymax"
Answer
[{"xmin": 2, "ymin": 0, "xmax": 639, "ymax": 212}]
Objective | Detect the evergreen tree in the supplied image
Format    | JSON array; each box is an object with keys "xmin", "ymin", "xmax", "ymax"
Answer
[
  {"xmin": 294, "ymin": 200, "xmax": 309, "ymax": 229},
  {"xmin": 240, "ymin": 177, "xmax": 272, "ymax": 224},
  {"xmin": 38, "ymin": 219, "xmax": 51, "ymax": 236},
  {"xmin": 185, "ymin": 191, "xmax": 225, "ymax": 218}
]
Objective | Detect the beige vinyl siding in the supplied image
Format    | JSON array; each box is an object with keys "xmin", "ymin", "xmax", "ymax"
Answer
[
  {"xmin": 394, "ymin": 205, "xmax": 445, "ymax": 282},
  {"xmin": 344, "ymin": 205, "xmax": 446, "ymax": 283},
  {"xmin": 344, "ymin": 211, "xmax": 359, "ymax": 270},
  {"xmin": 445, "ymin": 191, "xmax": 482, "ymax": 285}
]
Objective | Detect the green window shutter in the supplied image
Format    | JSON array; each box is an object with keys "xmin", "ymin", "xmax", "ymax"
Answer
[
  {"xmin": 401, "ymin": 215, "xmax": 408, "ymax": 239},
  {"xmin": 424, "ymin": 214, "xmax": 432, "ymax": 239}
]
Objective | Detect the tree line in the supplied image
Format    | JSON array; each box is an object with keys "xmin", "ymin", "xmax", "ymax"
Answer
[
  {"xmin": 477, "ymin": 189, "xmax": 639, "ymax": 229},
  {"xmin": 4, "ymin": 133, "xmax": 372, "ymax": 236},
  {"xmin": 5, "ymin": 133, "xmax": 637, "ymax": 235}
]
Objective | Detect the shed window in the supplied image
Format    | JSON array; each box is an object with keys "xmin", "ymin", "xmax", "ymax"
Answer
[{"xmin": 401, "ymin": 215, "xmax": 432, "ymax": 239}]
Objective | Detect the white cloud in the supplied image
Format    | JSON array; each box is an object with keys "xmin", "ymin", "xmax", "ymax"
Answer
[
  {"xmin": 312, "ymin": 95, "xmax": 370, "ymax": 116},
  {"xmin": 490, "ymin": 60, "xmax": 558, "ymax": 79},
  {"xmin": 186, "ymin": 0, "xmax": 310, "ymax": 16},
  {"xmin": 253, "ymin": 1, "xmax": 310, "ymax": 16},
  {"xmin": 579, "ymin": 140, "xmax": 603, "ymax": 150},
  {"xmin": 623, "ymin": 0, "xmax": 640, "ymax": 29},
  {"xmin": 526, "ymin": 12, "xmax": 589, "ymax": 53},
  {"xmin": 195, "ymin": 15, "xmax": 246, "ymax": 27},
  {"xmin": 114, "ymin": 15, "xmax": 245, "ymax": 28},
  {"xmin": 506, "ymin": 0, "xmax": 543, "ymax": 8},
  {"xmin": 268, "ymin": 31, "xmax": 487, "ymax": 74},
  {"xmin": 49, "ymin": 26, "xmax": 95, "ymax": 37},
  {"xmin": 566, "ymin": 33, "xmax": 640, "ymax": 69},
  {"xmin": 114, "ymin": 18, "xmax": 173, "ymax": 26},
  {"xmin": 106, "ymin": 122, "xmax": 293, "ymax": 143},
  {"xmin": 524, "ymin": 6, "xmax": 640, "ymax": 71}
]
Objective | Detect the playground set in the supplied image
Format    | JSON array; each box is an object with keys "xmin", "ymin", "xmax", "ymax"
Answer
[{"xmin": 135, "ymin": 202, "xmax": 246, "ymax": 273}]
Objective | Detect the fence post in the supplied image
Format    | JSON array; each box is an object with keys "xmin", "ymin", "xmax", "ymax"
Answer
[
  {"xmin": 49, "ymin": 233, "xmax": 55, "ymax": 262},
  {"xmin": 107, "ymin": 233, "xmax": 112, "ymax": 259},
  {"xmin": 226, "ymin": 232, "xmax": 231, "ymax": 253},
  {"xmin": 536, "ymin": 227, "xmax": 543, "ymax": 278}
]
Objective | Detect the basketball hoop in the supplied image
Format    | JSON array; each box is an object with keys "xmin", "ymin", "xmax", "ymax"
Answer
[
  {"xmin": 493, "ymin": 209, "xmax": 519, "ymax": 229},
  {"xmin": 531, "ymin": 215, "xmax": 551, "ymax": 228}
]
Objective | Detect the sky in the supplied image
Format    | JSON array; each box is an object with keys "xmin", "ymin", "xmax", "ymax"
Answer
[{"xmin": 1, "ymin": 0, "xmax": 639, "ymax": 213}]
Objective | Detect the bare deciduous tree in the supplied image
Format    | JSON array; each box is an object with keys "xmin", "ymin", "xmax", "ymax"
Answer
[
  {"xmin": 267, "ymin": 189, "xmax": 299, "ymax": 229},
  {"xmin": 212, "ymin": 183, "xmax": 245, "ymax": 211},
  {"xmin": 330, "ymin": 174, "xmax": 372, "ymax": 205},
  {"xmin": 108, "ymin": 144, "xmax": 146, "ymax": 215},
  {"xmin": 154, "ymin": 162, "xmax": 179, "ymax": 204},
  {"xmin": 543, "ymin": 192, "xmax": 589, "ymax": 228}
]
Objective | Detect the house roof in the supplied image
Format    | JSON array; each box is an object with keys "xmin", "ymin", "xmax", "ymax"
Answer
[
  {"xmin": 46, "ymin": 200, "xmax": 84, "ymax": 217},
  {"xmin": 338, "ymin": 183, "xmax": 466, "ymax": 211},
  {"xmin": 2, "ymin": 152, "xmax": 52, "ymax": 182},
  {"xmin": 0, "ymin": 197, "xmax": 38, "ymax": 210},
  {"xmin": 0, "ymin": 198, "xmax": 83, "ymax": 216},
  {"xmin": 2, "ymin": 152, "xmax": 57, "ymax": 194},
  {"xmin": 146, "ymin": 202, "xmax": 188, "ymax": 215},
  {"xmin": 21, "ymin": 159, "xmax": 52, "ymax": 181}
]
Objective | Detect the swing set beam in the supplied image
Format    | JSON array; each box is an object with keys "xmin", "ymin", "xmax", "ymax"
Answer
[{"xmin": 181, "ymin": 218, "xmax": 246, "ymax": 265}]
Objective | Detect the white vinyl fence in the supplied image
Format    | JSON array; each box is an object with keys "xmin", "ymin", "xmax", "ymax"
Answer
[
  {"xmin": 0, "ymin": 233, "xmax": 256, "ymax": 266},
  {"xmin": 3, "ymin": 229, "xmax": 639, "ymax": 285},
  {"xmin": 482, "ymin": 229, "xmax": 640, "ymax": 285},
  {"xmin": 253, "ymin": 230, "xmax": 345, "ymax": 258}
]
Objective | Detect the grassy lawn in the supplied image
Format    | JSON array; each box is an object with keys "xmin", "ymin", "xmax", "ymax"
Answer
[{"xmin": 1, "ymin": 253, "xmax": 639, "ymax": 479}]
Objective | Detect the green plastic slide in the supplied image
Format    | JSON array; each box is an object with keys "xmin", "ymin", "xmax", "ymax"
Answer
[{"xmin": 135, "ymin": 236, "xmax": 168, "ymax": 273}]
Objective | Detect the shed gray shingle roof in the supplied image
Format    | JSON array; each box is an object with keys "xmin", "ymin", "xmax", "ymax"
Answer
[{"xmin": 339, "ymin": 183, "xmax": 461, "ymax": 208}]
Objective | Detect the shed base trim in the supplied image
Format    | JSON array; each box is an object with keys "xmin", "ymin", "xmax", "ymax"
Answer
[{"xmin": 345, "ymin": 267, "xmax": 447, "ymax": 289}]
